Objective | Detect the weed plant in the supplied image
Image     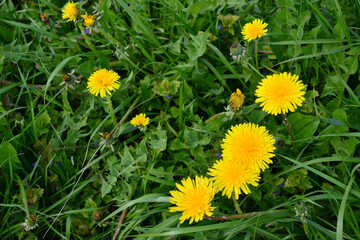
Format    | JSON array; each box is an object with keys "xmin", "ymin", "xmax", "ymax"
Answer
[{"xmin": 0, "ymin": 0, "xmax": 360, "ymax": 239}]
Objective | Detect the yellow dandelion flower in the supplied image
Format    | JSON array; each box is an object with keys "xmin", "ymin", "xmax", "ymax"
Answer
[
  {"xmin": 62, "ymin": 1, "xmax": 80, "ymax": 22},
  {"xmin": 169, "ymin": 176, "xmax": 216, "ymax": 224},
  {"xmin": 81, "ymin": 12, "xmax": 96, "ymax": 27},
  {"xmin": 222, "ymin": 123, "xmax": 276, "ymax": 171},
  {"xmin": 241, "ymin": 19, "xmax": 268, "ymax": 42},
  {"xmin": 255, "ymin": 72, "xmax": 306, "ymax": 115},
  {"xmin": 87, "ymin": 69, "xmax": 121, "ymax": 98},
  {"xmin": 130, "ymin": 113, "xmax": 150, "ymax": 127},
  {"xmin": 208, "ymin": 159, "xmax": 260, "ymax": 199},
  {"xmin": 229, "ymin": 88, "xmax": 245, "ymax": 110}
]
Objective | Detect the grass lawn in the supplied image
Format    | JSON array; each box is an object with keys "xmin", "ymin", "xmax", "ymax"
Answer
[{"xmin": 0, "ymin": 0, "xmax": 360, "ymax": 239}]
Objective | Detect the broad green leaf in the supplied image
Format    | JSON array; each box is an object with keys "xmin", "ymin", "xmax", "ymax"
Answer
[
  {"xmin": 149, "ymin": 130, "xmax": 167, "ymax": 152},
  {"xmin": 185, "ymin": 33, "xmax": 208, "ymax": 62},
  {"xmin": 287, "ymin": 113, "xmax": 320, "ymax": 146},
  {"xmin": 285, "ymin": 168, "xmax": 313, "ymax": 190},
  {"xmin": 61, "ymin": 91, "xmax": 73, "ymax": 114},
  {"xmin": 0, "ymin": 141, "xmax": 21, "ymax": 171},
  {"xmin": 339, "ymin": 56, "xmax": 358, "ymax": 75},
  {"xmin": 152, "ymin": 78, "xmax": 181, "ymax": 97},
  {"xmin": 186, "ymin": 1, "xmax": 215, "ymax": 15},
  {"xmin": 101, "ymin": 175, "xmax": 117, "ymax": 198}
]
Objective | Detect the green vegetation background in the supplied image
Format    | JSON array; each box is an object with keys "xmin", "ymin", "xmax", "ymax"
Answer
[{"xmin": 0, "ymin": 0, "xmax": 359, "ymax": 239}]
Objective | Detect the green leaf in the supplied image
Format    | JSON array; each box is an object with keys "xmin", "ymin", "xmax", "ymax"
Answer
[
  {"xmin": 338, "ymin": 137, "xmax": 359, "ymax": 157},
  {"xmin": 249, "ymin": 110, "xmax": 268, "ymax": 124},
  {"xmin": 339, "ymin": 56, "xmax": 358, "ymax": 75},
  {"xmin": 185, "ymin": 130, "xmax": 210, "ymax": 148},
  {"xmin": 285, "ymin": 168, "xmax": 313, "ymax": 190},
  {"xmin": 186, "ymin": 1, "xmax": 215, "ymax": 15},
  {"xmin": 82, "ymin": 198, "xmax": 96, "ymax": 217},
  {"xmin": 321, "ymin": 74, "xmax": 345, "ymax": 97},
  {"xmin": 0, "ymin": 141, "xmax": 21, "ymax": 171},
  {"xmin": 170, "ymin": 138, "xmax": 188, "ymax": 151},
  {"xmin": 61, "ymin": 91, "xmax": 73, "ymax": 114},
  {"xmin": 152, "ymin": 78, "xmax": 181, "ymax": 97},
  {"xmin": 121, "ymin": 144, "xmax": 134, "ymax": 167},
  {"xmin": 136, "ymin": 138, "xmax": 147, "ymax": 156},
  {"xmin": 287, "ymin": 113, "xmax": 320, "ymax": 146},
  {"xmin": 25, "ymin": 188, "xmax": 44, "ymax": 205},
  {"xmin": 120, "ymin": 144, "xmax": 137, "ymax": 178},
  {"xmin": 149, "ymin": 130, "xmax": 167, "ymax": 152},
  {"xmin": 185, "ymin": 33, "xmax": 208, "ymax": 62},
  {"xmin": 101, "ymin": 175, "xmax": 117, "ymax": 198}
]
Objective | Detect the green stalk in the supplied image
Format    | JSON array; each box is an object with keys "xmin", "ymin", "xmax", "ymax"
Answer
[
  {"xmin": 243, "ymin": 59, "xmax": 265, "ymax": 79},
  {"xmin": 255, "ymin": 39, "xmax": 259, "ymax": 69},
  {"xmin": 98, "ymin": 28, "xmax": 122, "ymax": 46},
  {"xmin": 112, "ymin": 95, "xmax": 141, "ymax": 137},
  {"xmin": 107, "ymin": 96, "xmax": 118, "ymax": 127},
  {"xmin": 204, "ymin": 209, "xmax": 288, "ymax": 221},
  {"xmin": 204, "ymin": 112, "xmax": 224, "ymax": 124},
  {"xmin": 232, "ymin": 192, "xmax": 242, "ymax": 214},
  {"xmin": 77, "ymin": 22, "xmax": 96, "ymax": 51},
  {"xmin": 281, "ymin": 112, "xmax": 299, "ymax": 156}
]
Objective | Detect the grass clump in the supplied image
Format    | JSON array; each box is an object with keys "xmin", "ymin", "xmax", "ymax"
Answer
[{"xmin": 0, "ymin": 0, "xmax": 360, "ymax": 239}]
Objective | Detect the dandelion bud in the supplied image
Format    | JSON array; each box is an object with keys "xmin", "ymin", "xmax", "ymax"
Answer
[
  {"xmin": 230, "ymin": 43, "xmax": 245, "ymax": 62},
  {"xmin": 229, "ymin": 88, "xmax": 245, "ymax": 111}
]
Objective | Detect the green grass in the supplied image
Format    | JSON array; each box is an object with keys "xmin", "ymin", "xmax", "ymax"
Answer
[{"xmin": 0, "ymin": 0, "xmax": 360, "ymax": 239}]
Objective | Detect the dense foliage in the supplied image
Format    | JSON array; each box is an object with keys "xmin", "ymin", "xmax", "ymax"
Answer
[{"xmin": 1, "ymin": 0, "xmax": 359, "ymax": 239}]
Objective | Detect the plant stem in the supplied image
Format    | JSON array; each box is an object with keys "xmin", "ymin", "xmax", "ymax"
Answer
[
  {"xmin": 77, "ymin": 22, "xmax": 96, "ymax": 51},
  {"xmin": 107, "ymin": 96, "xmax": 118, "ymax": 127},
  {"xmin": 204, "ymin": 112, "xmax": 224, "ymax": 124},
  {"xmin": 204, "ymin": 209, "xmax": 288, "ymax": 221},
  {"xmin": 112, "ymin": 95, "xmax": 142, "ymax": 137},
  {"xmin": 113, "ymin": 208, "xmax": 128, "ymax": 240},
  {"xmin": 281, "ymin": 112, "xmax": 299, "ymax": 156},
  {"xmin": 255, "ymin": 39, "xmax": 259, "ymax": 69},
  {"xmin": 98, "ymin": 28, "xmax": 122, "ymax": 46},
  {"xmin": 243, "ymin": 60, "xmax": 265, "ymax": 79},
  {"xmin": 232, "ymin": 192, "xmax": 242, "ymax": 214}
]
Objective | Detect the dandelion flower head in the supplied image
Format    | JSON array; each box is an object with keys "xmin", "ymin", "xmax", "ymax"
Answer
[
  {"xmin": 87, "ymin": 69, "xmax": 121, "ymax": 98},
  {"xmin": 130, "ymin": 113, "xmax": 150, "ymax": 127},
  {"xmin": 81, "ymin": 12, "xmax": 96, "ymax": 27},
  {"xmin": 222, "ymin": 123, "xmax": 276, "ymax": 171},
  {"xmin": 241, "ymin": 19, "xmax": 268, "ymax": 42},
  {"xmin": 169, "ymin": 176, "xmax": 216, "ymax": 224},
  {"xmin": 208, "ymin": 159, "xmax": 260, "ymax": 199},
  {"xmin": 255, "ymin": 72, "xmax": 306, "ymax": 115},
  {"xmin": 62, "ymin": 1, "xmax": 80, "ymax": 22},
  {"xmin": 229, "ymin": 88, "xmax": 245, "ymax": 110}
]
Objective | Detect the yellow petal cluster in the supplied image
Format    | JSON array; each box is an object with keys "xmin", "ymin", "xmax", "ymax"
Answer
[
  {"xmin": 87, "ymin": 69, "xmax": 121, "ymax": 98},
  {"xmin": 222, "ymin": 123, "xmax": 276, "ymax": 171},
  {"xmin": 169, "ymin": 176, "xmax": 216, "ymax": 224},
  {"xmin": 62, "ymin": 1, "xmax": 80, "ymax": 22},
  {"xmin": 229, "ymin": 88, "xmax": 245, "ymax": 110},
  {"xmin": 241, "ymin": 19, "xmax": 268, "ymax": 42},
  {"xmin": 255, "ymin": 72, "xmax": 306, "ymax": 115},
  {"xmin": 208, "ymin": 159, "xmax": 260, "ymax": 199},
  {"xmin": 130, "ymin": 113, "xmax": 150, "ymax": 127},
  {"xmin": 81, "ymin": 12, "xmax": 96, "ymax": 27}
]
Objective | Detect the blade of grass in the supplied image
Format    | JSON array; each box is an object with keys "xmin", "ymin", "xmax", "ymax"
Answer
[
  {"xmin": 16, "ymin": 174, "xmax": 29, "ymax": 218},
  {"xmin": 101, "ymin": 194, "xmax": 169, "ymax": 224},
  {"xmin": 336, "ymin": 176, "xmax": 355, "ymax": 240},
  {"xmin": 273, "ymin": 44, "xmax": 358, "ymax": 67},
  {"xmin": 116, "ymin": 0, "xmax": 174, "ymax": 64},
  {"xmin": 280, "ymin": 155, "xmax": 360, "ymax": 199},
  {"xmin": 207, "ymin": 43, "xmax": 248, "ymax": 91},
  {"xmin": 331, "ymin": 0, "xmax": 353, "ymax": 44},
  {"xmin": 201, "ymin": 58, "xmax": 231, "ymax": 93},
  {"xmin": 0, "ymin": 19, "xmax": 59, "ymax": 38}
]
